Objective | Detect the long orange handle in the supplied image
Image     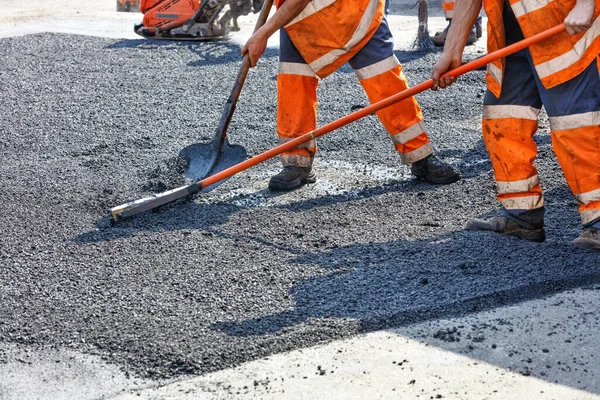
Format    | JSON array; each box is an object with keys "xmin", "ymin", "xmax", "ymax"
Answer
[{"xmin": 200, "ymin": 23, "xmax": 566, "ymax": 190}]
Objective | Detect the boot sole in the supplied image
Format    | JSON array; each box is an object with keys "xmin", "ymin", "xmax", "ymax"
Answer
[
  {"xmin": 268, "ymin": 172, "xmax": 317, "ymax": 192},
  {"xmin": 573, "ymin": 237, "xmax": 600, "ymax": 251}
]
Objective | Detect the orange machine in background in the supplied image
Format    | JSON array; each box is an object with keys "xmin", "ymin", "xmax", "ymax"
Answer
[{"xmin": 133, "ymin": 0, "xmax": 263, "ymax": 40}]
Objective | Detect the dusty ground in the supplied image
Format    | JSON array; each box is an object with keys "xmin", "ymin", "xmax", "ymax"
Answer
[
  {"xmin": 117, "ymin": 287, "xmax": 600, "ymax": 399},
  {"xmin": 1, "ymin": 1, "xmax": 599, "ymax": 399}
]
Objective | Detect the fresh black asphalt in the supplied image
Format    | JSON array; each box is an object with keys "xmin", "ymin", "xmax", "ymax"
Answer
[{"xmin": 1, "ymin": 33, "xmax": 599, "ymax": 379}]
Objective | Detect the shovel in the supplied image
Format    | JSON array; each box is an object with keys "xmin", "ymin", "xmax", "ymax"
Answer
[
  {"xmin": 179, "ymin": 0, "xmax": 274, "ymax": 189},
  {"xmin": 110, "ymin": 23, "xmax": 566, "ymax": 221}
]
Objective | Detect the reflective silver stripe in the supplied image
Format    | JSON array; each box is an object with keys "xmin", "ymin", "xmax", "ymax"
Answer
[
  {"xmin": 500, "ymin": 195, "xmax": 544, "ymax": 210},
  {"xmin": 354, "ymin": 55, "xmax": 399, "ymax": 80},
  {"xmin": 286, "ymin": 0, "xmax": 337, "ymax": 26},
  {"xmin": 279, "ymin": 62, "xmax": 317, "ymax": 77},
  {"xmin": 497, "ymin": 175, "xmax": 540, "ymax": 195},
  {"xmin": 281, "ymin": 154, "xmax": 313, "ymax": 167},
  {"xmin": 445, "ymin": 9, "xmax": 454, "ymax": 18},
  {"xmin": 391, "ymin": 121, "xmax": 426, "ymax": 145},
  {"xmin": 510, "ymin": 0, "xmax": 550, "ymax": 18},
  {"xmin": 279, "ymin": 137, "xmax": 316, "ymax": 149},
  {"xmin": 581, "ymin": 208, "xmax": 600, "ymax": 225},
  {"xmin": 536, "ymin": 16, "xmax": 600, "ymax": 79},
  {"xmin": 483, "ymin": 105, "xmax": 540, "ymax": 120},
  {"xmin": 487, "ymin": 63, "xmax": 503, "ymax": 84},
  {"xmin": 401, "ymin": 142, "xmax": 432, "ymax": 163},
  {"xmin": 549, "ymin": 110, "xmax": 600, "ymax": 131},
  {"xmin": 574, "ymin": 188, "xmax": 600, "ymax": 205},
  {"xmin": 309, "ymin": 0, "xmax": 380, "ymax": 73}
]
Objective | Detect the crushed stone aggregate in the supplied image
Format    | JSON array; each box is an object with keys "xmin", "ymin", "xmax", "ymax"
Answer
[{"xmin": 1, "ymin": 33, "xmax": 599, "ymax": 379}]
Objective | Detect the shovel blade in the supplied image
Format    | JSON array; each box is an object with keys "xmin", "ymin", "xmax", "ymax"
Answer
[{"xmin": 179, "ymin": 140, "xmax": 247, "ymax": 192}]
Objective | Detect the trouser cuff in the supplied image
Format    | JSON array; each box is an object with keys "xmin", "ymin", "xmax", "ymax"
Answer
[{"xmin": 502, "ymin": 207, "xmax": 545, "ymax": 230}]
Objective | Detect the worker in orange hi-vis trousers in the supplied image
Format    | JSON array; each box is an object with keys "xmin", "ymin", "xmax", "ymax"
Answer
[
  {"xmin": 432, "ymin": 0, "xmax": 483, "ymax": 46},
  {"xmin": 432, "ymin": 0, "xmax": 600, "ymax": 249},
  {"xmin": 242, "ymin": 0, "xmax": 461, "ymax": 191}
]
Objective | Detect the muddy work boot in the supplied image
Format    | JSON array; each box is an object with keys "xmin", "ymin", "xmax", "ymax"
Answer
[
  {"xmin": 466, "ymin": 216, "xmax": 546, "ymax": 243},
  {"xmin": 573, "ymin": 228, "xmax": 600, "ymax": 250},
  {"xmin": 411, "ymin": 154, "xmax": 460, "ymax": 184},
  {"xmin": 432, "ymin": 20, "xmax": 478, "ymax": 47},
  {"xmin": 268, "ymin": 166, "xmax": 317, "ymax": 191}
]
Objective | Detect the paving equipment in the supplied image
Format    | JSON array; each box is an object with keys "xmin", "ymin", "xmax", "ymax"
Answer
[
  {"xmin": 134, "ymin": 0, "xmax": 264, "ymax": 40},
  {"xmin": 110, "ymin": 24, "xmax": 566, "ymax": 222}
]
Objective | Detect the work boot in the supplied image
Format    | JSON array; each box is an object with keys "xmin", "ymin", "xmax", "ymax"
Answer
[
  {"xmin": 466, "ymin": 216, "xmax": 546, "ymax": 243},
  {"xmin": 572, "ymin": 228, "xmax": 600, "ymax": 250},
  {"xmin": 268, "ymin": 166, "xmax": 317, "ymax": 191},
  {"xmin": 432, "ymin": 20, "xmax": 478, "ymax": 47},
  {"xmin": 411, "ymin": 154, "xmax": 461, "ymax": 184}
]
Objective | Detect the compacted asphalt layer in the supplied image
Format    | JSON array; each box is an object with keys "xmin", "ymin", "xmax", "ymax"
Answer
[{"xmin": 1, "ymin": 33, "xmax": 599, "ymax": 382}]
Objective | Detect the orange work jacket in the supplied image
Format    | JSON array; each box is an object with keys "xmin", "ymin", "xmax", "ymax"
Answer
[
  {"xmin": 484, "ymin": 0, "xmax": 600, "ymax": 97},
  {"xmin": 277, "ymin": 0, "xmax": 385, "ymax": 78}
]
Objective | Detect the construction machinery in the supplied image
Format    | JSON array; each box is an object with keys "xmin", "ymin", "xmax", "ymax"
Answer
[{"xmin": 134, "ymin": 0, "xmax": 264, "ymax": 40}]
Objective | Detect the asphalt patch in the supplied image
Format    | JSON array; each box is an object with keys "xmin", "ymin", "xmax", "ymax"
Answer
[{"xmin": 1, "ymin": 33, "xmax": 599, "ymax": 380}]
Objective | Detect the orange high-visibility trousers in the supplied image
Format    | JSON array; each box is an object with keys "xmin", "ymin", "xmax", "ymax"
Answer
[
  {"xmin": 483, "ymin": 46, "xmax": 600, "ymax": 229},
  {"xmin": 277, "ymin": 18, "xmax": 432, "ymax": 167},
  {"xmin": 441, "ymin": 0, "xmax": 455, "ymax": 19}
]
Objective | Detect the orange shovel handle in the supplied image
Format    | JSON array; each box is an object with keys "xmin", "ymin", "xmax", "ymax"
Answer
[{"xmin": 200, "ymin": 23, "xmax": 566, "ymax": 190}]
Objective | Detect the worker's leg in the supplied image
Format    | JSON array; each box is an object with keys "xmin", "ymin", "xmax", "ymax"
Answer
[
  {"xmin": 270, "ymin": 28, "xmax": 318, "ymax": 190},
  {"xmin": 534, "ymin": 55, "xmax": 600, "ymax": 246},
  {"xmin": 349, "ymin": 18, "xmax": 431, "ymax": 163},
  {"xmin": 277, "ymin": 28, "xmax": 318, "ymax": 168},
  {"xmin": 348, "ymin": 18, "xmax": 460, "ymax": 184},
  {"xmin": 471, "ymin": 48, "xmax": 545, "ymax": 241}
]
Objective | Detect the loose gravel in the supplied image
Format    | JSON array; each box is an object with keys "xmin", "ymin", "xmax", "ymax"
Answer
[{"xmin": 1, "ymin": 33, "xmax": 599, "ymax": 379}]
